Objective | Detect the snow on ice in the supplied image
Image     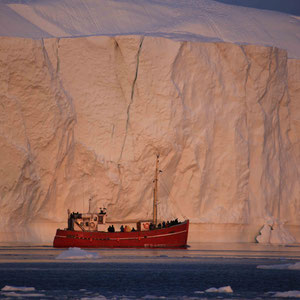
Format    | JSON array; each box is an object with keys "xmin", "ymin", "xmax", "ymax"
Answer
[{"xmin": 0, "ymin": 0, "xmax": 300, "ymax": 58}]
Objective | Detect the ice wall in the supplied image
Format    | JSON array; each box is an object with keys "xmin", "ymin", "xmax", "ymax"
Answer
[{"xmin": 0, "ymin": 35, "xmax": 299, "ymax": 244}]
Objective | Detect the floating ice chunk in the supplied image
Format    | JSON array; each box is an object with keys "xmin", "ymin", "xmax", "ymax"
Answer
[
  {"xmin": 256, "ymin": 224, "xmax": 272, "ymax": 243},
  {"xmin": 256, "ymin": 219, "xmax": 295, "ymax": 244},
  {"xmin": 257, "ymin": 262, "xmax": 300, "ymax": 270},
  {"xmin": 1, "ymin": 286, "xmax": 35, "ymax": 292},
  {"xmin": 1, "ymin": 292, "xmax": 45, "ymax": 297},
  {"xmin": 55, "ymin": 247, "xmax": 100, "ymax": 260},
  {"xmin": 287, "ymin": 263, "xmax": 300, "ymax": 270},
  {"xmin": 205, "ymin": 286, "xmax": 233, "ymax": 293},
  {"xmin": 142, "ymin": 296, "xmax": 166, "ymax": 299},
  {"xmin": 273, "ymin": 290, "xmax": 300, "ymax": 298},
  {"xmin": 194, "ymin": 291, "xmax": 205, "ymax": 294},
  {"xmin": 270, "ymin": 224, "xmax": 296, "ymax": 244},
  {"xmin": 81, "ymin": 296, "xmax": 107, "ymax": 300}
]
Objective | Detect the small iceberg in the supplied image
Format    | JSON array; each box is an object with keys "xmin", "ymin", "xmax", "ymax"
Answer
[
  {"xmin": 255, "ymin": 218, "xmax": 295, "ymax": 244},
  {"xmin": 55, "ymin": 247, "xmax": 100, "ymax": 260},
  {"xmin": 1, "ymin": 292, "xmax": 46, "ymax": 297},
  {"xmin": 257, "ymin": 262, "xmax": 300, "ymax": 270},
  {"xmin": 1, "ymin": 286, "xmax": 45, "ymax": 298},
  {"xmin": 205, "ymin": 286, "xmax": 233, "ymax": 293},
  {"xmin": 273, "ymin": 290, "xmax": 300, "ymax": 298},
  {"xmin": 1, "ymin": 286, "xmax": 35, "ymax": 292}
]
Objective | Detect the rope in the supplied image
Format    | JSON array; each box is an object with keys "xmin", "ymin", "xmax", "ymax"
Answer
[{"xmin": 159, "ymin": 177, "xmax": 188, "ymax": 220}]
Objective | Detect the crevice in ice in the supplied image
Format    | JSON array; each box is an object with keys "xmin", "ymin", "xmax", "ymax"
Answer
[
  {"xmin": 56, "ymin": 38, "xmax": 60, "ymax": 74},
  {"xmin": 40, "ymin": 38, "xmax": 76, "ymax": 163},
  {"xmin": 118, "ymin": 36, "xmax": 144, "ymax": 162},
  {"xmin": 171, "ymin": 42, "xmax": 185, "ymax": 106},
  {"xmin": 237, "ymin": 45, "xmax": 251, "ymax": 223},
  {"xmin": 31, "ymin": 39, "xmax": 77, "ymax": 216},
  {"xmin": 239, "ymin": 45, "xmax": 251, "ymax": 93},
  {"xmin": 113, "ymin": 39, "xmax": 128, "ymax": 109},
  {"xmin": 5, "ymin": 94, "xmax": 42, "ymax": 225},
  {"xmin": 256, "ymin": 48, "xmax": 281, "ymax": 219},
  {"xmin": 198, "ymin": 112, "xmax": 217, "ymax": 218},
  {"xmin": 257, "ymin": 47, "xmax": 275, "ymax": 120}
]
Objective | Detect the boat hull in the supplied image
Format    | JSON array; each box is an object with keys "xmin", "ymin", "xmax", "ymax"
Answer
[{"xmin": 53, "ymin": 220, "xmax": 189, "ymax": 248}]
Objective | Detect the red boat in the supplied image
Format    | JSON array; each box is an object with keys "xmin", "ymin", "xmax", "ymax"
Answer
[{"xmin": 53, "ymin": 156, "xmax": 189, "ymax": 248}]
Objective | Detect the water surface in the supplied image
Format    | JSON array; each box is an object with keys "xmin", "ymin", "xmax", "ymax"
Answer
[{"xmin": 0, "ymin": 243, "xmax": 299, "ymax": 299}]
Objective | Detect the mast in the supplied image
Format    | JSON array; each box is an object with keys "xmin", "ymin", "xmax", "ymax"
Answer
[
  {"xmin": 153, "ymin": 154, "xmax": 159, "ymax": 226},
  {"xmin": 88, "ymin": 198, "xmax": 91, "ymax": 213}
]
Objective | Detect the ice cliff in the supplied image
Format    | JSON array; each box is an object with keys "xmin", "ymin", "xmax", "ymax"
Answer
[{"xmin": 1, "ymin": 35, "xmax": 300, "ymax": 244}]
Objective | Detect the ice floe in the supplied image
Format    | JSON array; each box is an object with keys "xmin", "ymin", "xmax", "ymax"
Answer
[
  {"xmin": 205, "ymin": 286, "xmax": 233, "ymax": 293},
  {"xmin": 81, "ymin": 296, "xmax": 107, "ymax": 300},
  {"xmin": 1, "ymin": 285, "xmax": 45, "ymax": 297},
  {"xmin": 1, "ymin": 292, "xmax": 46, "ymax": 297},
  {"xmin": 257, "ymin": 262, "xmax": 300, "ymax": 270},
  {"xmin": 1, "ymin": 286, "xmax": 35, "ymax": 292},
  {"xmin": 273, "ymin": 290, "xmax": 300, "ymax": 298},
  {"xmin": 142, "ymin": 296, "xmax": 167, "ymax": 299},
  {"xmin": 55, "ymin": 247, "xmax": 100, "ymax": 260}
]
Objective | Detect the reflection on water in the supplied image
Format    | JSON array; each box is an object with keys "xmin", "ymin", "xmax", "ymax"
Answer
[{"xmin": 0, "ymin": 244, "xmax": 299, "ymax": 299}]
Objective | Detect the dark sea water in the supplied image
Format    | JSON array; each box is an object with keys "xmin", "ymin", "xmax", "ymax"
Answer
[{"xmin": 0, "ymin": 244, "xmax": 299, "ymax": 299}]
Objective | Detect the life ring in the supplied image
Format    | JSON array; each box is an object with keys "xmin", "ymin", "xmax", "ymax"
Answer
[
  {"xmin": 143, "ymin": 223, "xmax": 150, "ymax": 230},
  {"xmin": 90, "ymin": 222, "xmax": 95, "ymax": 229}
]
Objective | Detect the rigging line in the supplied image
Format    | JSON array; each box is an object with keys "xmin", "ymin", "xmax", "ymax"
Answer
[{"xmin": 159, "ymin": 177, "xmax": 188, "ymax": 220}]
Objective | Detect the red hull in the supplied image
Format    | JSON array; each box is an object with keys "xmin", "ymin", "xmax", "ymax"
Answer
[{"xmin": 53, "ymin": 220, "xmax": 189, "ymax": 249}]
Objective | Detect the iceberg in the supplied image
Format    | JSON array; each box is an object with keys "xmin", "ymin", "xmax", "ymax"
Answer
[
  {"xmin": 1, "ymin": 286, "xmax": 35, "ymax": 292},
  {"xmin": 273, "ymin": 290, "xmax": 300, "ymax": 298},
  {"xmin": 0, "ymin": 1, "xmax": 300, "ymax": 246},
  {"xmin": 205, "ymin": 286, "xmax": 233, "ymax": 293},
  {"xmin": 256, "ymin": 219, "xmax": 296, "ymax": 244}
]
